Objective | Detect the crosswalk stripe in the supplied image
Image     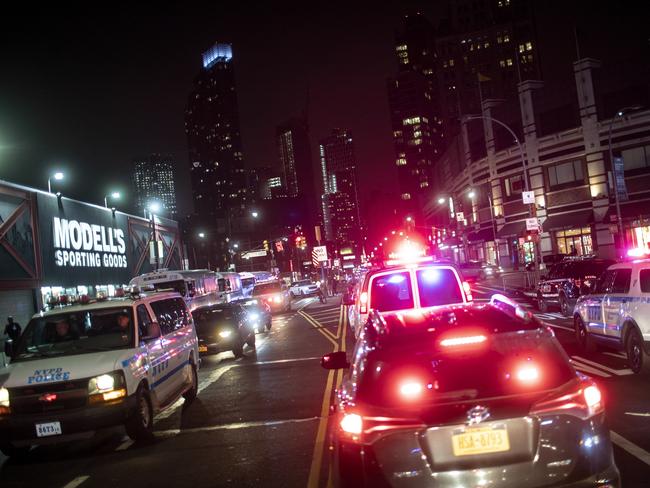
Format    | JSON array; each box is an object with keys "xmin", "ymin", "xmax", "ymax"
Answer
[
  {"xmin": 571, "ymin": 356, "xmax": 633, "ymax": 376},
  {"xmin": 570, "ymin": 359, "xmax": 611, "ymax": 378}
]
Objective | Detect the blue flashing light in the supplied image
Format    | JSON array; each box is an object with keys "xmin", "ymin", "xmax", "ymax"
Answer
[
  {"xmin": 203, "ymin": 43, "xmax": 233, "ymax": 68},
  {"xmin": 420, "ymin": 269, "xmax": 440, "ymax": 283},
  {"xmin": 388, "ymin": 274, "xmax": 406, "ymax": 284}
]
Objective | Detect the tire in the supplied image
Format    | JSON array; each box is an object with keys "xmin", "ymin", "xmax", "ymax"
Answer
[
  {"xmin": 266, "ymin": 318, "xmax": 272, "ymax": 331},
  {"xmin": 537, "ymin": 295, "xmax": 548, "ymax": 313},
  {"xmin": 246, "ymin": 330, "xmax": 256, "ymax": 348},
  {"xmin": 559, "ymin": 294, "xmax": 571, "ymax": 317},
  {"xmin": 232, "ymin": 336, "xmax": 244, "ymax": 358},
  {"xmin": 290, "ymin": 292, "xmax": 295, "ymax": 299},
  {"xmin": 574, "ymin": 315, "xmax": 596, "ymax": 352},
  {"xmin": 285, "ymin": 302, "xmax": 291, "ymax": 313},
  {"xmin": 125, "ymin": 385, "xmax": 154, "ymax": 443},
  {"xmin": 0, "ymin": 444, "xmax": 30, "ymax": 459},
  {"xmin": 626, "ymin": 327, "xmax": 650, "ymax": 374},
  {"xmin": 182, "ymin": 362, "xmax": 198, "ymax": 404}
]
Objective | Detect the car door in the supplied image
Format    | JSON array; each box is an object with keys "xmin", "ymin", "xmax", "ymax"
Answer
[
  {"xmin": 148, "ymin": 299, "xmax": 179, "ymax": 402},
  {"xmin": 603, "ymin": 267, "xmax": 632, "ymax": 339},
  {"xmin": 583, "ymin": 270, "xmax": 614, "ymax": 338},
  {"xmin": 638, "ymin": 267, "xmax": 650, "ymax": 342},
  {"xmin": 137, "ymin": 303, "xmax": 169, "ymax": 402},
  {"xmin": 161, "ymin": 298, "xmax": 193, "ymax": 394}
]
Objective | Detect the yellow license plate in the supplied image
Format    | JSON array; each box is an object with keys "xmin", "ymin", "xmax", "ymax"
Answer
[
  {"xmin": 452, "ymin": 427, "xmax": 510, "ymax": 456},
  {"xmin": 198, "ymin": 345, "xmax": 208, "ymax": 353}
]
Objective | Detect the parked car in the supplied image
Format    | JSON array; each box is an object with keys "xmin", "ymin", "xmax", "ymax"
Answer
[
  {"xmin": 0, "ymin": 291, "xmax": 199, "ymax": 457},
  {"xmin": 574, "ymin": 259, "xmax": 650, "ymax": 373},
  {"xmin": 252, "ymin": 281, "xmax": 291, "ymax": 313},
  {"xmin": 289, "ymin": 279, "xmax": 320, "ymax": 298},
  {"xmin": 322, "ymin": 297, "xmax": 619, "ymax": 486},
  {"xmin": 192, "ymin": 303, "xmax": 255, "ymax": 358},
  {"xmin": 535, "ymin": 256, "xmax": 615, "ymax": 316},
  {"xmin": 459, "ymin": 260, "xmax": 503, "ymax": 281},
  {"xmin": 235, "ymin": 298, "xmax": 272, "ymax": 333}
]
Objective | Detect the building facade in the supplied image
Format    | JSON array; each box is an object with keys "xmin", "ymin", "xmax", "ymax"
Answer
[
  {"xmin": 132, "ymin": 153, "xmax": 177, "ymax": 218},
  {"xmin": 319, "ymin": 129, "xmax": 361, "ymax": 246}
]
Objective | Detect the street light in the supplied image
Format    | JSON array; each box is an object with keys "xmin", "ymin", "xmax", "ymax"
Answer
[
  {"xmin": 47, "ymin": 171, "xmax": 64, "ymax": 193},
  {"xmin": 437, "ymin": 197, "xmax": 446, "ymax": 205},
  {"xmin": 251, "ymin": 211, "xmax": 259, "ymax": 218},
  {"xmin": 608, "ymin": 105, "xmax": 643, "ymax": 256},
  {"xmin": 198, "ymin": 232, "xmax": 205, "ymax": 239},
  {"xmin": 406, "ymin": 216, "xmax": 413, "ymax": 222},
  {"xmin": 467, "ymin": 190, "xmax": 476, "ymax": 200},
  {"xmin": 104, "ymin": 191, "xmax": 121, "ymax": 208}
]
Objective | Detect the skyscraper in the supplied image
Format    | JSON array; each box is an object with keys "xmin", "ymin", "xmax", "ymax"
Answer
[
  {"xmin": 185, "ymin": 42, "xmax": 248, "ymax": 223},
  {"xmin": 319, "ymin": 129, "xmax": 361, "ymax": 246},
  {"xmin": 132, "ymin": 154, "xmax": 177, "ymax": 218},
  {"xmin": 276, "ymin": 117, "xmax": 315, "ymax": 198}
]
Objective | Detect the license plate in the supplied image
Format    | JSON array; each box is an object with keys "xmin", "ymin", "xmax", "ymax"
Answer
[
  {"xmin": 198, "ymin": 345, "xmax": 208, "ymax": 353},
  {"xmin": 35, "ymin": 421, "xmax": 62, "ymax": 438},
  {"xmin": 452, "ymin": 426, "xmax": 510, "ymax": 456}
]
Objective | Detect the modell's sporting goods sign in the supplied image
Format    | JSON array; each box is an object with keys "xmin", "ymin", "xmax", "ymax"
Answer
[{"xmin": 53, "ymin": 217, "xmax": 127, "ymax": 268}]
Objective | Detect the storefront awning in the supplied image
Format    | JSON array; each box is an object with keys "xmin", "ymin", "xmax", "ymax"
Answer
[
  {"xmin": 542, "ymin": 209, "xmax": 593, "ymax": 231},
  {"xmin": 605, "ymin": 200, "xmax": 650, "ymax": 223},
  {"xmin": 496, "ymin": 220, "xmax": 526, "ymax": 238},
  {"xmin": 467, "ymin": 227, "xmax": 495, "ymax": 243}
]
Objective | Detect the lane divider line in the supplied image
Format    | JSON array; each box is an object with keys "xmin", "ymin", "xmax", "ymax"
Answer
[
  {"xmin": 299, "ymin": 311, "xmax": 338, "ymax": 345},
  {"xmin": 569, "ymin": 359, "xmax": 611, "ymax": 378},
  {"xmin": 61, "ymin": 476, "xmax": 90, "ymax": 488},
  {"xmin": 610, "ymin": 430, "xmax": 650, "ymax": 467},
  {"xmin": 155, "ymin": 416, "xmax": 321, "ymax": 437}
]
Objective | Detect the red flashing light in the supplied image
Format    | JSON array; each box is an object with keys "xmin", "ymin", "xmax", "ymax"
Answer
[
  {"xmin": 399, "ymin": 380, "xmax": 424, "ymax": 399},
  {"xmin": 340, "ymin": 413, "xmax": 363, "ymax": 435},
  {"xmin": 39, "ymin": 393, "xmax": 57, "ymax": 403},
  {"xmin": 359, "ymin": 292, "xmax": 368, "ymax": 314},
  {"xmin": 440, "ymin": 334, "xmax": 487, "ymax": 348},
  {"xmin": 516, "ymin": 365, "xmax": 539, "ymax": 383},
  {"xmin": 462, "ymin": 281, "xmax": 473, "ymax": 302}
]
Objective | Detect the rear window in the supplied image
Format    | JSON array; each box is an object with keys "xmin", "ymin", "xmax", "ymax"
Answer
[
  {"xmin": 370, "ymin": 272, "xmax": 413, "ymax": 312},
  {"xmin": 358, "ymin": 330, "xmax": 573, "ymax": 408},
  {"xmin": 253, "ymin": 282, "xmax": 281, "ymax": 295},
  {"xmin": 416, "ymin": 268, "xmax": 464, "ymax": 307},
  {"xmin": 640, "ymin": 269, "xmax": 650, "ymax": 293},
  {"xmin": 193, "ymin": 308, "xmax": 233, "ymax": 324}
]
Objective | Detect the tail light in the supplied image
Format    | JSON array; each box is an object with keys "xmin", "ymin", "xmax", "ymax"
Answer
[
  {"xmin": 440, "ymin": 334, "xmax": 487, "ymax": 348},
  {"xmin": 337, "ymin": 407, "xmax": 424, "ymax": 444},
  {"xmin": 531, "ymin": 380, "xmax": 603, "ymax": 420},
  {"xmin": 462, "ymin": 281, "xmax": 473, "ymax": 302},
  {"xmin": 273, "ymin": 295, "xmax": 282, "ymax": 303},
  {"xmin": 359, "ymin": 292, "xmax": 368, "ymax": 314},
  {"xmin": 340, "ymin": 413, "xmax": 363, "ymax": 435}
]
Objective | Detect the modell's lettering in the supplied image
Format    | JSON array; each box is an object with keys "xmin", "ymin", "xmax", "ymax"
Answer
[{"xmin": 52, "ymin": 217, "xmax": 127, "ymax": 269}]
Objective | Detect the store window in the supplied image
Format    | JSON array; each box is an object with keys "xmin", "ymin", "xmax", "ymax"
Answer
[
  {"xmin": 555, "ymin": 227, "xmax": 593, "ymax": 256},
  {"xmin": 621, "ymin": 145, "xmax": 650, "ymax": 171},
  {"xmin": 630, "ymin": 225, "xmax": 650, "ymax": 252},
  {"xmin": 503, "ymin": 174, "xmax": 524, "ymax": 201},
  {"xmin": 547, "ymin": 159, "xmax": 584, "ymax": 190}
]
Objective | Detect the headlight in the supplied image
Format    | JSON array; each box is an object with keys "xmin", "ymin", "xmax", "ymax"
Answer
[
  {"xmin": 0, "ymin": 387, "xmax": 9, "ymax": 407},
  {"xmin": 249, "ymin": 313, "xmax": 260, "ymax": 321},
  {"xmin": 219, "ymin": 330, "xmax": 232, "ymax": 338},
  {"xmin": 88, "ymin": 372, "xmax": 126, "ymax": 404},
  {"xmin": 273, "ymin": 295, "xmax": 282, "ymax": 303}
]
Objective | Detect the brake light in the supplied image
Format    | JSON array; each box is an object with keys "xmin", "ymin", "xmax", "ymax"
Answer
[
  {"xmin": 360, "ymin": 292, "xmax": 368, "ymax": 314},
  {"xmin": 516, "ymin": 365, "xmax": 539, "ymax": 383},
  {"xmin": 340, "ymin": 413, "xmax": 363, "ymax": 435},
  {"xmin": 273, "ymin": 295, "xmax": 282, "ymax": 303},
  {"xmin": 462, "ymin": 281, "xmax": 473, "ymax": 301},
  {"xmin": 399, "ymin": 380, "xmax": 423, "ymax": 399},
  {"xmin": 531, "ymin": 381, "xmax": 603, "ymax": 419},
  {"xmin": 440, "ymin": 334, "xmax": 486, "ymax": 347}
]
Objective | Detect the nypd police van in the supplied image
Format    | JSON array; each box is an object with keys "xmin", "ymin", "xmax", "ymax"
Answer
[
  {"xmin": 0, "ymin": 290, "xmax": 199, "ymax": 457},
  {"xmin": 574, "ymin": 258, "xmax": 650, "ymax": 374}
]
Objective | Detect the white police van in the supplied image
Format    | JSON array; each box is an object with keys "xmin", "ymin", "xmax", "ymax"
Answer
[
  {"xmin": 0, "ymin": 290, "xmax": 199, "ymax": 457},
  {"xmin": 574, "ymin": 259, "xmax": 650, "ymax": 373}
]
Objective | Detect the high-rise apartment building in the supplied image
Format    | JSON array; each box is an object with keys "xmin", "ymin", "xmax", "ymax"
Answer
[
  {"xmin": 319, "ymin": 129, "xmax": 361, "ymax": 246},
  {"xmin": 185, "ymin": 42, "xmax": 248, "ymax": 222},
  {"xmin": 276, "ymin": 117, "xmax": 315, "ymax": 198},
  {"xmin": 132, "ymin": 154, "xmax": 177, "ymax": 218}
]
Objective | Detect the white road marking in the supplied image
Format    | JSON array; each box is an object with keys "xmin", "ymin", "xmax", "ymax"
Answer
[
  {"xmin": 155, "ymin": 416, "xmax": 320, "ymax": 438},
  {"xmin": 62, "ymin": 476, "xmax": 90, "ymax": 488},
  {"xmin": 571, "ymin": 355, "xmax": 633, "ymax": 376},
  {"xmin": 625, "ymin": 412, "xmax": 650, "ymax": 417},
  {"xmin": 543, "ymin": 322, "xmax": 574, "ymax": 332},
  {"xmin": 611, "ymin": 430, "xmax": 650, "ymax": 466},
  {"xmin": 569, "ymin": 359, "xmax": 611, "ymax": 378},
  {"xmin": 248, "ymin": 356, "xmax": 320, "ymax": 366},
  {"xmin": 114, "ymin": 438, "xmax": 134, "ymax": 451}
]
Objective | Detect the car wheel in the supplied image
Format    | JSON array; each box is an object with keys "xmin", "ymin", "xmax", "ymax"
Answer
[
  {"xmin": 559, "ymin": 295, "xmax": 571, "ymax": 317},
  {"xmin": 574, "ymin": 316, "xmax": 596, "ymax": 352},
  {"xmin": 182, "ymin": 361, "xmax": 198, "ymax": 404},
  {"xmin": 537, "ymin": 294, "xmax": 548, "ymax": 312},
  {"xmin": 286, "ymin": 302, "xmax": 291, "ymax": 312},
  {"xmin": 246, "ymin": 330, "xmax": 256, "ymax": 348},
  {"xmin": 266, "ymin": 318, "xmax": 272, "ymax": 331},
  {"xmin": 626, "ymin": 327, "xmax": 650, "ymax": 374},
  {"xmin": 290, "ymin": 292, "xmax": 295, "ymax": 299},
  {"xmin": 232, "ymin": 336, "xmax": 245, "ymax": 358},
  {"xmin": 125, "ymin": 385, "xmax": 154, "ymax": 443},
  {"xmin": 0, "ymin": 444, "xmax": 31, "ymax": 459}
]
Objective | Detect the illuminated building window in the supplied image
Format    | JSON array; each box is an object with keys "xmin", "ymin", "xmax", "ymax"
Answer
[
  {"xmin": 526, "ymin": 42, "xmax": 533, "ymax": 51},
  {"xmin": 396, "ymin": 158, "xmax": 407, "ymax": 166},
  {"xmin": 393, "ymin": 130, "xmax": 403, "ymax": 137},
  {"xmin": 519, "ymin": 44, "xmax": 525, "ymax": 53},
  {"xmin": 413, "ymin": 130, "xmax": 422, "ymax": 138},
  {"xmin": 396, "ymin": 44, "xmax": 407, "ymax": 52},
  {"xmin": 403, "ymin": 116, "xmax": 421, "ymax": 126},
  {"xmin": 503, "ymin": 34, "xmax": 510, "ymax": 42},
  {"xmin": 499, "ymin": 60, "xmax": 506, "ymax": 68},
  {"xmin": 420, "ymin": 181, "xmax": 429, "ymax": 188},
  {"xmin": 449, "ymin": 59, "xmax": 455, "ymax": 66},
  {"xmin": 443, "ymin": 60, "xmax": 448, "ymax": 68},
  {"xmin": 399, "ymin": 152, "xmax": 406, "ymax": 157},
  {"xmin": 497, "ymin": 36, "xmax": 503, "ymax": 44},
  {"xmin": 506, "ymin": 58, "xmax": 513, "ymax": 66},
  {"xmin": 401, "ymin": 193, "xmax": 411, "ymax": 200}
]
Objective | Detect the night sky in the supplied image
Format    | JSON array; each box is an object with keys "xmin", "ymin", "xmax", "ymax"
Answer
[{"xmin": 0, "ymin": 2, "xmax": 440, "ymax": 217}]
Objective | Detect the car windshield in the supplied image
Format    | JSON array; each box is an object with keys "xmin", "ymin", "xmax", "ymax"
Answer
[
  {"xmin": 12, "ymin": 307, "xmax": 135, "ymax": 361},
  {"xmin": 358, "ymin": 330, "xmax": 573, "ymax": 408},
  {"xmin": 253, "ymin": 282, "xmax": 281, "ymax": 295},
  {"xmin": 241, "ymin": 277, "xmax": 256, "ymax": 288}
]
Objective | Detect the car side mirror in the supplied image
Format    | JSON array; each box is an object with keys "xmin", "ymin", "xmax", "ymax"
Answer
[
  {"xmin": 321, "ymin": 351, "xmax": 349, "ymax": 370},
  {"xmin": 141, "ymin": 322, "xmax": 162, "ymax": 342}
]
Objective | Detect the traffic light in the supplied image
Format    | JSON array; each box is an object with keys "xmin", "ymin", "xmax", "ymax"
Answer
[{"xmin": 263, "ymin": 240, "xmax": 269, "ymax": 251}]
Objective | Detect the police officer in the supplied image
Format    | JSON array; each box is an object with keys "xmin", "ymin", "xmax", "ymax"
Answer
[{"xmin": 4, "ymin": 316, "xmax": 21, "ymax": 342}]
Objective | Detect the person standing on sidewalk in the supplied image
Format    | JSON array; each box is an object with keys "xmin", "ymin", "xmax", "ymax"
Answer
[{"xmin": 4, "ymin": 316, "xmax": 21, "ymax": 342}]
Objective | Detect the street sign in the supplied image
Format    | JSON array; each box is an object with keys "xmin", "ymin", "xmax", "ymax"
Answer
[
  {"xmin": 241, "ymin": 249, "xmax": 267, "ymax": 259},
  {"xmin": 613, "ymin": 157, "xmax": 629, "ymax": 202},
  {"xmin": 333, "ymin": 258, "xmax": 341, "ymax": 267},
  {"xmin": 312, "ymin": 245, "xmax": 328, "ymax": 267},
  {"xmin": 455, "ymin": 212, "xmax": 464, "ymax": 221},
  {"xmin": 525, "ymin": 217, "xmax": 540, "ymax": 231},
  {"xmin": 314, "ymin": 225, "xmax": 322, "ymax": 244},
  {"xmin": 522, "ymin": 191, "xmax": 535, "ymax": 205}
]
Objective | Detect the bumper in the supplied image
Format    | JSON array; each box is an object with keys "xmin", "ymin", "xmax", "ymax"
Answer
[
  {"xmin": 198, "ymin": 335, "xmax": 238, "ymax": 354},
  {"xmin": 0, "ymin": 395, "xmax": 137, "ymax": 447}
]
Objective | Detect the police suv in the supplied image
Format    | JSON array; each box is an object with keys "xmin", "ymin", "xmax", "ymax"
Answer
[
  {"xmin": 574, "ymin": 259, "xmax": 650, "ymax": 374},
  {"xmin": 0, "ymin": 290, "xmax": 199, "ymax": 457}
]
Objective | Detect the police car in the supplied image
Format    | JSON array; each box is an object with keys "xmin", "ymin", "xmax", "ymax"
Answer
[
  {"xmin": 347, "ymin": 248, "xmax": 472, "ymax": 338},
  {"xmin": 574, "ymin": 258, "xmax": 650, "ymax": 374},
  {"xmin": 0, "ymin": 290, "xmax": 199, "ymax": 457}
]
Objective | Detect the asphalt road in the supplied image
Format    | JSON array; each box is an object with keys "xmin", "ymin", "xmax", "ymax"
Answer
[{"xmin": 2, "ymin": 288, "xmax": 650, "ymax": 487}]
